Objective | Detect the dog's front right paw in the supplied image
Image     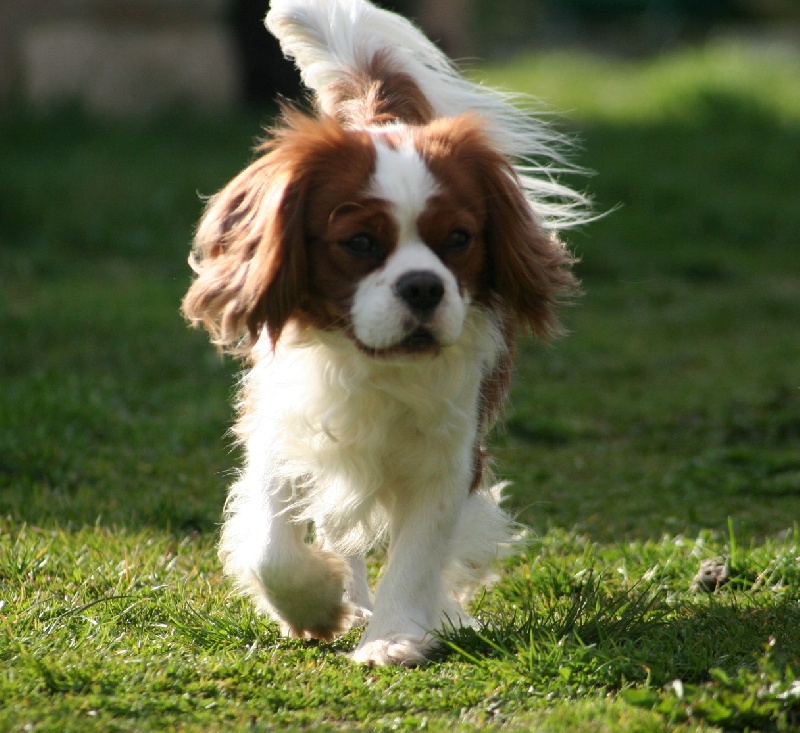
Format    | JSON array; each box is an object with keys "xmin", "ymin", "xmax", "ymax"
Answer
[
  {"xmin": 350, "ymin": 636, "xmax": 434, "ymax": 667},
  {"xmin": 260, "ymin": 549, "xmax": 353, "ymax": 641}
]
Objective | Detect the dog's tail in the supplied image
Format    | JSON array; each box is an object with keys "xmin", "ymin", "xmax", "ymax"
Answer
[{"xmin": 266, "ymin": 0, "xmax": 590, "ymax": 230}]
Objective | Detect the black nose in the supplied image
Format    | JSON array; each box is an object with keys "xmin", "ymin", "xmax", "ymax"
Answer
[{"xmin": 394, "ymin": 270, "xmax": 445, "ymax": 317}]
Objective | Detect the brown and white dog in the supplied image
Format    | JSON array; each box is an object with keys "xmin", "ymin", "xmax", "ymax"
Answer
[{"xmin": 182, "ymin": 0, "xmax": 587, "ymax": 666}]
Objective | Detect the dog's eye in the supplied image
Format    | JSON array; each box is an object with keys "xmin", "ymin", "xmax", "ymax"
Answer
[
  {"xmin": 444, "ymin": 229, "xmax": 472, "ymax": 253},
  {"xmin": 341, "ymin": 234, "xmax": 381, "ymax": 258}
]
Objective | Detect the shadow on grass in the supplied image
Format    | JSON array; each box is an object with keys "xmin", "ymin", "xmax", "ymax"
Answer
[{"xmin": 451, "ymin": 591, "xmax": 798, "ymax": 681}]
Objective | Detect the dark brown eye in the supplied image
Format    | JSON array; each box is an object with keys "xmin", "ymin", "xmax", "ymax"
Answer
[
  {"xmin": 444, "ymin": 229, "xmax": 472, "ymax": 253},
  {"xmin": 341, "ymin": 234, "xmax": 382, "ymax": 258}
]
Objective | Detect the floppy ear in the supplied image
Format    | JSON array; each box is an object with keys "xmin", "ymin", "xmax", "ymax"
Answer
[
  {"xmin": 181, "ymin": 144, "xmax": 308, "ymax": 354},
  {"xmin": 422, "ymin": 114, "xmax": 578, "ymax": 340},
  {"xmin": 481, "ymin": 157, "xmax": 579, "ymax": 340}
]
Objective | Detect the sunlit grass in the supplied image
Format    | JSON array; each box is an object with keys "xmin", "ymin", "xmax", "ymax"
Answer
[
  {"xmin": 2, "ymin": 40, "xmax": 800, "ymax": 731},
  {"xmin": 477, "ymin": 39, "xmax": 800, "ymax": 123}
]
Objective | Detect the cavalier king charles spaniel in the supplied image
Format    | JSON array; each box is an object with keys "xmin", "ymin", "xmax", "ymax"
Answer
[{"xmin": 182, "ymin": 0, "xmax": 588, "ymax": 666}]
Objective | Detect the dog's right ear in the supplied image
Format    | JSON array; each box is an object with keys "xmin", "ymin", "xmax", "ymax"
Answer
[{"xmin": 181, "ymin": 139, "xmax": 309, "ymax": 355}]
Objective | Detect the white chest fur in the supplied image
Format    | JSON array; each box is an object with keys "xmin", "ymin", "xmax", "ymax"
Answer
[{"xmin": 234, "ymin": 307, "xmax": 503, "ymax": 551}]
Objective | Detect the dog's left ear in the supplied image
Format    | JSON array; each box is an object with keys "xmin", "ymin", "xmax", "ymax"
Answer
[
  {"xmin": 480, "ymin": 157, "xmax": 579, "ymax": 340},
  {"xmin": 424, "ymin": 115, "xmax": 578, "ymax": 339}
]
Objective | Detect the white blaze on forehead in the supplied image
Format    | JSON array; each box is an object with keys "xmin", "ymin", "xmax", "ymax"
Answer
[
  {"xmin": 369, "ymin": 136, "xmax": 439, "ymax": 238},
  {"xmin": 349, "ymin": 134, "xmax": 467, "ymax": 352}
]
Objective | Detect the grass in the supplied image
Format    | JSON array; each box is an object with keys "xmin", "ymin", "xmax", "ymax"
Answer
[{"xmin": 2, "ymin": 39, "xmax": 800, "ymax": 731}]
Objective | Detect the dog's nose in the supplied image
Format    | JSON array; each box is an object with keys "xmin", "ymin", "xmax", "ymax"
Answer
[{"xmin": 394, "ymin": 270, "xmax": 445, "ymax": 317}]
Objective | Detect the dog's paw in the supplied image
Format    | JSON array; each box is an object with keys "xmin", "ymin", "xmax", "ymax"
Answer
[
  {"xmin": 262, "ymin": 550, "xmax": 353, "ymax": 641},
  {"xmin": 279, "ymin": 604, "xmax": 354, "ymax": 641},
  {"xmin": 350, "ymin": 636, "xmax": 434, "ymax": 667}
]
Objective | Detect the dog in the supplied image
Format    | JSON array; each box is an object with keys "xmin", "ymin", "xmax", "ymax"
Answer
[{"xmin": 182, "ymin": 0, "xmax": 587, "ymax": 667}]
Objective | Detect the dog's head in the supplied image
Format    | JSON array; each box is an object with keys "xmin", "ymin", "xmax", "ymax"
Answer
[{"xmin": 182, "ymin": 111, "xmax": 576, "ymax": 356}]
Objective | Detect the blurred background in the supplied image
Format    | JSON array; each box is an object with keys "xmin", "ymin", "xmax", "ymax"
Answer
[
  {"xmin": 2, "ymin": 0, "xmax": 798, "ymax": 115},
  {"xmin": 1, "ymin": 1, "xmax": 799, "ymax": 537}
]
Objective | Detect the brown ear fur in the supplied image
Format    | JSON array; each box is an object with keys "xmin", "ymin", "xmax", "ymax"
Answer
[
  {"xmin": 482, "ymin": 157, "xmax": 579, "ymax": 339},
  {"xmin": 423, "ymin": 115, "xmax": 578, "ymax": 339},
  {"xmin": 181, "ymin": 155, "xmax": 304, "ymax": 353},
  {"xmin": 182, "ymin": 113, "xmax": 368, "ymax": 354}
]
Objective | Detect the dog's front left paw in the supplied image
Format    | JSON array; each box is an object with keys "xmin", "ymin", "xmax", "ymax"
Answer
[{"xmin": 350, "ymin": 636, "xmax": 434, "ymax": 667}]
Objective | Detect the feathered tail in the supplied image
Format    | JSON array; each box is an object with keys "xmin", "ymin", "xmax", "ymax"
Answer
[{"xmin": 266, "ymin": 0, "xmax": 590, "ymax": 231}]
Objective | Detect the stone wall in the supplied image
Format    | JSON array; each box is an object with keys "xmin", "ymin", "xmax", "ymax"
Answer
[{"xmin": 1, "ymin": 0, "xmax": 238, "ymax": 115}]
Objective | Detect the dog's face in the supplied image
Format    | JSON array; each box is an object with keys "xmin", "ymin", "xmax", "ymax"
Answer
[
  {"xmin": 306, "ymin": 127, "xmax": 491, "ymax": 356},
  {"xmin": 182, "ymin": 112, "xmax": 575, "ymax": 354}
]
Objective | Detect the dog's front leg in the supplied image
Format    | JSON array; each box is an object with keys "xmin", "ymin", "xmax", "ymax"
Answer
[
  {"xmin": 351, "ymin": 481, "xmax": 464, "ymax": 666},
  {"xmin": 220, "ymin": 474, "xmax": 354, "ymax": 641},
  {"xmin": 316, "ymin": 527, "xmax": 373, "ymax": 627}
]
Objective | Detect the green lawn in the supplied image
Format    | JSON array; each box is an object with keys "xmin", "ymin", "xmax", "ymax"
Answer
[{"xmin": 2, "ymin": 40, "xmax": 800, "ymax": 731}]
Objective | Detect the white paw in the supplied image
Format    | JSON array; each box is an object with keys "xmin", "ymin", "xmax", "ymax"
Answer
[{"xmin": 350, "ymin": 636, "xmax": 434, "ymax": 667}]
